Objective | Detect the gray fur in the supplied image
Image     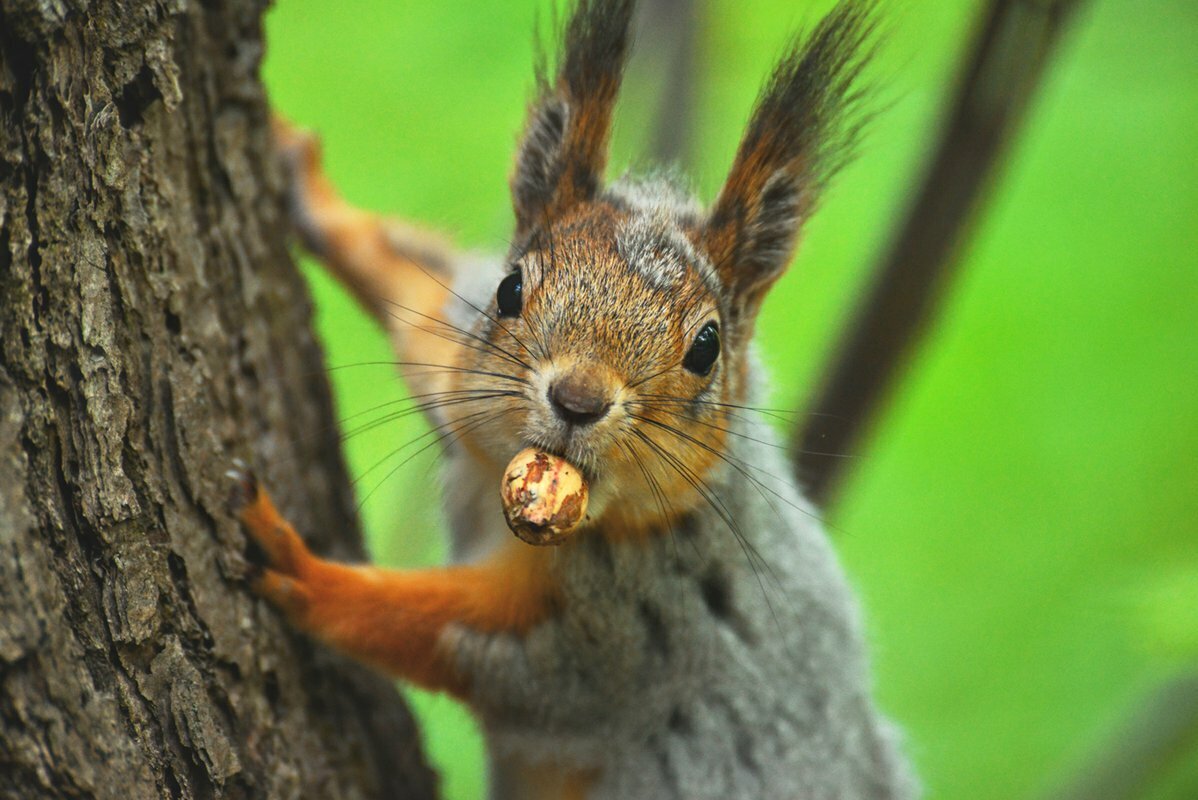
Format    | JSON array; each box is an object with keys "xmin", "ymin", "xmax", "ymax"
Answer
[
  {"xmin": 606, "ymin": 171, "xmax": 703, "ymax": 223},
  {"xmin": 615, "ymin": 212, "xmax": 692, "ymax": 290},
  {"xmin": 608, "ymin": 175, "xmax": 719, "ymax": 293},
  {"xmin": 437, "ymin": 353, "xmax": 916, "ymax": 799}
]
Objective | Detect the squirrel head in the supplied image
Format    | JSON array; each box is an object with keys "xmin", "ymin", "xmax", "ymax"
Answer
[{"xmin": 452, "ymin": 0, "xmax": 874, "ymax": 533}]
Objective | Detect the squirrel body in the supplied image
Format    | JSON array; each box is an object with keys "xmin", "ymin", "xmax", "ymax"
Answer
[
  {"xmin": 233, "ymin": 1, "xmax": 916, "ymax": 797},
  {"xmin": 445, "ymin": 358, "xmax": 911, "ymax": 799}
]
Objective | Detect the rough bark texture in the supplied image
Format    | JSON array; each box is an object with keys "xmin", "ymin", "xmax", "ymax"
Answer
[{"xmin": 0, "ymin": 1, "xmax": 437, "ymax": 798}]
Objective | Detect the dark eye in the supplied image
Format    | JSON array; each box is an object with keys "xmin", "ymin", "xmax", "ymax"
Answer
[
  {"xmin": 683, "ymin": 321, "xmax": 720, "ymax": 376},
  {"xmin": 496, "ymin": 271, "xmax": 523, "ymax": 317}
]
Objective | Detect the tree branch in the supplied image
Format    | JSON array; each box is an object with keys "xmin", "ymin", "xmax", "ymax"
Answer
[
  {"xmin": 641, "ymin": 0, "xmax": 699, "ymax": 166},
  {"xmin": 793, "ymin": 0, "xmax": 1088, "ymax": 505},
  {"xmin": 1045, "ymin": 671, "xmax": 1198, "ymax": 800}
]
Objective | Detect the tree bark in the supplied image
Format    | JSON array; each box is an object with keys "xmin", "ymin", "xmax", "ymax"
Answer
[{"xmin": 0, "ymin": 1, "xmax": 436, "ymax": 798}]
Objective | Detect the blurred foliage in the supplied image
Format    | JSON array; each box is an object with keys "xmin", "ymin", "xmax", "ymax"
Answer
[{"xmin": 262, "ymin": 1, "xmax": 1198, "ymax": 798}]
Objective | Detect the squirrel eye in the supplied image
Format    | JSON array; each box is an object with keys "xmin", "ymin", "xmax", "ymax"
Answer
[
  {"xmin": 683, "ymin": 321, "xmax": 720, "ymax": 376},
  {"xmin": 496, "ymin": 271, "xmax": 523, "ymax": 317}
]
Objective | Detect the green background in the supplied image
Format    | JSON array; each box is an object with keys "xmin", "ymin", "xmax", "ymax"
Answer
[{"xmin": 262, "ymin": 1, "xmax": 1198, "ymax": 798}]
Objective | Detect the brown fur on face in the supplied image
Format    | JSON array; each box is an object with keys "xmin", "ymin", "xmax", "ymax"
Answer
[{"xmin": 448, "ymin": 198, "xmax": 733, "ymax": 537}]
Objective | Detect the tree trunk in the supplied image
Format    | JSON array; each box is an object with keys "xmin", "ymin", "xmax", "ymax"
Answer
[{"xmin": 0, "ymin": 1, "xmax": 436, "ymax": 797}]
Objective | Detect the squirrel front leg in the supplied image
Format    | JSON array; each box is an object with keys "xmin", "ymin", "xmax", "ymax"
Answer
[
  {"xmin": 273, "ymin": 119, "xmax": 461, "ymax": 400},
  {"xmin": 227, "ymin": 463, "xmax": 556, "ymax": 698}
]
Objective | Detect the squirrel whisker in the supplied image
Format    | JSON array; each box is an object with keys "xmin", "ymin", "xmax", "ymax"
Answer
[
  {"xmin": 629, "ymin": 411, "xmax": 804, "ymax": 525},
  {"xmin": 326, "ymin": 360, "xmax": 530, "ymax": 388},
  {"xmin": 354, "ymin": 406, "xmax": 523, "ymax": 510},
  {"xmin": 407, "ymin": 258, "xmax": 549, "ymax": 364},
  {"xmin": 379, "ymin": 296, "xmax": 536, "ymax": 373},
  {"xmin": 340, "ymin": 392, "xmax": 525, "ymax": 447},
  {"xmin": 628, "ymin": 426, "xmax": 785, "ymax": 625}
]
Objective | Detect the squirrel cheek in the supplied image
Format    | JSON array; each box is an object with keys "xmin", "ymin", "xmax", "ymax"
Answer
[{"xmin": 500, "ymin": 448, "xmax": 589, "ymax": 546}]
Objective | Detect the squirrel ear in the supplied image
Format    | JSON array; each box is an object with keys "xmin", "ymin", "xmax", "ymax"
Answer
[
  {"xmin": 704, "ymin": 2, "xmax": 875, "ymax": 326},
  {"xmin": 511, "ymin": 0, "xmax": 635, "ymax": 235}
]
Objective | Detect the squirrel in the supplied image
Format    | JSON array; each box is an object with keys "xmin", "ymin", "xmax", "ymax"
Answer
[{"xmin": 228, "ymin": 1, "xmax": 916, "ymax": 797}]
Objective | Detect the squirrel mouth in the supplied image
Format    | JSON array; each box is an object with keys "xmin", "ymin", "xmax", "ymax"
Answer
[{"xmin": 523, "ymin": 442, "xmax": 597, "ymax": 487}]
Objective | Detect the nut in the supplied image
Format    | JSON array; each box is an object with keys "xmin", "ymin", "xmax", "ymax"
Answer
[{"xmin": 500, "ymin": 448, "xmax": 589, "ymax": 545}]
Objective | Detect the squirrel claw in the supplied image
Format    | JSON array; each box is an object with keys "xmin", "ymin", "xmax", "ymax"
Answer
[
  {"xmin": 225, "ymin": 464, "xmax": 309, "ymax": 580},
  {"xmin": 225, "ymin": 462, "xmax": 260, "ymax": 516}
]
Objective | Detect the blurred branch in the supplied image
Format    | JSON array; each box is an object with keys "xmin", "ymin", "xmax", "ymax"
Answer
[
  {"xmin": 793, "ymin": 0, "xmax": 1088, "ymax": 504},
  {"xmin": 1045, "ymin": 671, "xmax": 1198, "ymax": 800},
  {"xmin": 639, "ymin": 0, "xmax": 698, "ymax": 165}
]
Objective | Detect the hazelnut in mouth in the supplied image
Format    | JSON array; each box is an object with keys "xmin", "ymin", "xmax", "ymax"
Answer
[{"xmin": 500, "ymin": 448, "xmax": 589, "ymax": 545}]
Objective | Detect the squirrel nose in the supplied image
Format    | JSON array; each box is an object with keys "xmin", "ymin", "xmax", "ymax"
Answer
[{"xmin": 549, "ymin": 369, "xmax": 612, "ymax": 426}]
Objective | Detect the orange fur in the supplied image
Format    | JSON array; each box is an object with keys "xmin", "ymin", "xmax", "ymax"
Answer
[
  {"xmin": 274, "ymin": 118, "xmax": 461, "ymax": 401},
  {"xmin": 595, "ymin": 418, "xmax": 728, "ymax": 541},
  {"xmin": 552, "ymin": 70, "xmax": 620, "ymax": 213},
  {"xmin": 236, "ymin": 478, "xmax": 558, "ymax": 697}
]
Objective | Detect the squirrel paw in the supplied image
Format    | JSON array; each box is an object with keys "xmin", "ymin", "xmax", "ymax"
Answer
[
  {"xmin": 225, "ymin": 461, "xmax": 314, "ymax": 617},
  {"xmin": 271, "ymin": 115, "xmax": 320, "ymax": 170},
  {"xmin": 270, "ymin": 116, "xmax": 329, "ymax": 257}
]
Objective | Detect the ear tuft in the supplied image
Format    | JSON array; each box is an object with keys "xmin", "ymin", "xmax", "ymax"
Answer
[
  {"xmin": 512, "ymin": 97, "xmax": 569, "ymax": 226},
  {"xmin": 511, "ymin": 0, "xmax": 636, "ymax": 235},
  {"xmin": 706, "ymin": 0, "xmax": 877, "ymax": 326}
]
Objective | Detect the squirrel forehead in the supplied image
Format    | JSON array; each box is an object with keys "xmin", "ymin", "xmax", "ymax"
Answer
[
  {"xmin": 614, "ymin": 213, "xmax": 713, "ymax": 293},
  {"xmin": 524, "ymin": 190, "xmax": 719, "ymax": 301},
  {"xmin": 607, "ymin": 175, "xmax": 718, "ymax": 294},
  {"xmin": 516, "ymin": 203, "xmax": 717, "ymax": 368}
]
